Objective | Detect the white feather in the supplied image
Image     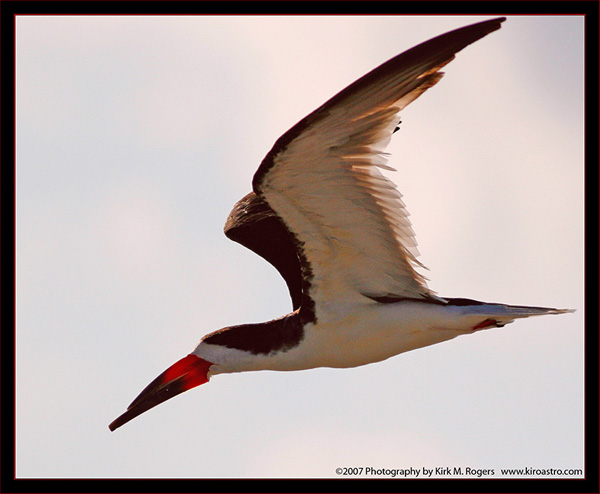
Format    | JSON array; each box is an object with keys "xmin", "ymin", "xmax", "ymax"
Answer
[{"xmin": 258, "ymin": 81, "xmax": 444, "ymax": 319}]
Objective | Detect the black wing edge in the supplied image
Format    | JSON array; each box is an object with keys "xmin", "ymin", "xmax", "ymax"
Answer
[{"xmin": 224, "ymin": 192, "xmax": 303, "ymax": 311}]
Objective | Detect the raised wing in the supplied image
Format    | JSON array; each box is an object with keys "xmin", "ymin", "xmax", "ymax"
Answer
[
  {"xmin": 251, "ymin": 18, "xmax": 505, "ymax": 321},
  {"xmin": 225, "ymin": 192, "xmax": 302, "ymax": 310}
]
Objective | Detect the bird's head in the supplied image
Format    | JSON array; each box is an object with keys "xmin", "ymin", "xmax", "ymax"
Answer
[{"xmin": 109, "ymin": 354, "xmax": 213, "ymax": 431}]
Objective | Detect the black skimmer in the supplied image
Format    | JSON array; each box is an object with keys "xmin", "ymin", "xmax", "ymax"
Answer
[{"xmin": 109, "ymin": 17, "xmax": 573, "ymax": 432}]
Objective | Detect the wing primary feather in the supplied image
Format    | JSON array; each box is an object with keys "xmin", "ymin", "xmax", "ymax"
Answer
[{"xmin": 253, "ymin": 18, "xmax": 504, "ymax": 187}]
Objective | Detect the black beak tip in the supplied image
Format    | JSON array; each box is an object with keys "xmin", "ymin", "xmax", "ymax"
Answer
[
  {"xmin": 108, "ymin": 409, "xmax": 136, "ymax": 432},
  {"xmin": 108, "ymin": 419, "xmax": 120, "ymax": 432}
]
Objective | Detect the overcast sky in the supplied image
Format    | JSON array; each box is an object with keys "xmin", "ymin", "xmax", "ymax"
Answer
[{"xmin": 16, "ymin": 15, "xmax": 584, "ymax": 479}]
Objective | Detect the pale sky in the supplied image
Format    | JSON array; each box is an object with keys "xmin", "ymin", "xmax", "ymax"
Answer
[{"xmin": 16, "ymin": 15, "xmax": 584, "ymax": 478}]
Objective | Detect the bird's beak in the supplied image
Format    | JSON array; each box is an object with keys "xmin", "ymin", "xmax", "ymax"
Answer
[{"xmin": 109, "ymin": 354, "xmax": 212, "ymax": 431}]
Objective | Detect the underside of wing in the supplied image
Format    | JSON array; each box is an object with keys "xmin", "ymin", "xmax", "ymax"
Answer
[{"xmin": 250, "ymin": 18, "xmax": 505, "ymax": 320}]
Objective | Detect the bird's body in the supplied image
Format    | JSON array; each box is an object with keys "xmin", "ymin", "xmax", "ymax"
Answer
[
  {"xmin": 109, "ymin": 17, "xmax": 572, "ymax": 432},
  {"xmin": 198, "ymin": 299, "xmax": 567, "ymax": 376}
]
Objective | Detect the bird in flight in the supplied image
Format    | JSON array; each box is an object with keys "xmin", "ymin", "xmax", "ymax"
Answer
[{"xmin": 109, "ymin": 17, "xmax": 572, "ymax": 431}]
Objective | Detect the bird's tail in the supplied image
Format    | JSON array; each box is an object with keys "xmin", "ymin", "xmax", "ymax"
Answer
[{"xmin": 443, "ymin": 298, "xmax": 574, "ymax": 330}]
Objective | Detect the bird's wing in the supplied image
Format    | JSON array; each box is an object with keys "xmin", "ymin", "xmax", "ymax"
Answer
[
  {"xmin": 251, "ymin": 18, "xmax": 505, "ymax": 322},
  {"xmin": 224, "ymin": 192, "xmax": 302, "ymax": 311}
]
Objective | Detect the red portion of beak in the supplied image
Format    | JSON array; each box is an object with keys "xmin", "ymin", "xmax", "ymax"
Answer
[{"xmin": 109, "ymin": 354, "xmax": 212, "ymax": 431}]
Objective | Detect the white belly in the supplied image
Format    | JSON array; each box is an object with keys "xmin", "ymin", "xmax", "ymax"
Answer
[{"xmin": 289, "ymin": 301, "xmax": 475, "ymax": 369}]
